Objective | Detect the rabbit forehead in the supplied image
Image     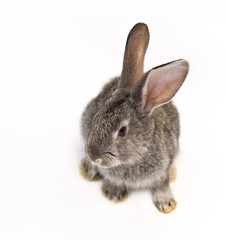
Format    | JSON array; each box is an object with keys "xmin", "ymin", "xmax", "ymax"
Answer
[
  {"xmin": 95, "ymin": 101, "xmax": 132, "ymax": 127},
  {"xmin": 93, "ymin": 99, "xmax": 132, "ymax": 130}
]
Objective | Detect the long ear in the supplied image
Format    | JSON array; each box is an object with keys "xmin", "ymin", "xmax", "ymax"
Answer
[
  {"xmin": 140, "ymin": 59, "xmax": 189, "ymax": 112},
  {"xmin": 119, "ymin": 23, "xmax": 149, "ymax": 89}
]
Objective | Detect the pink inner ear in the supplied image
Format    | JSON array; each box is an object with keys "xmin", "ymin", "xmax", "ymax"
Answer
[{"xmin": 143, "ymin": 60, "xmax": 189, "ymax": 111}]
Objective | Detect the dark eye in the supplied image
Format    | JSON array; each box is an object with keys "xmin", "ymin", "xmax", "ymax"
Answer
[{"xmin": 118, "ymin": 126, "xmax": 127, "ymax": 138}]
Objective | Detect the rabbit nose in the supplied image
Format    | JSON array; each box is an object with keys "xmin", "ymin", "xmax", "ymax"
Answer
[
  {"xmin": 94, "ymin": 158, "xmax": 102, "ymax": 164},
  {"xmin": 86, "ymin": 144, "xmax": 102, "ymax": 162}
]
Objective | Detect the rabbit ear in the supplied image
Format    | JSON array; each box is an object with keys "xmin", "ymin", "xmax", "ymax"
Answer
[
  {"xmin": 119, "ymin": 23, "xmax": 149, "ymax": 89},
  {"xmin": 140, "ymin": 59, "xmax": 189, "ymax": 112}
]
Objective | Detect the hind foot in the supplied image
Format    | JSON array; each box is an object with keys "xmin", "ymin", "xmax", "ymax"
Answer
[
  {"xmin": 79, "ymin": 158, "xmax": 102, "ymax": 181},
  {"xmin": 171, "ymin": 167, "xmax": 177, "ymax": 182}
]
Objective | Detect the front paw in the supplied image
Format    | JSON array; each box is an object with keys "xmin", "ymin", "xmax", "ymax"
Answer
[
  {"xmin": 101, "ymin": 183, "xmax": 128, "ymax": 203},
  {"xmin": 153, "ymin": 184, "xmax": 177, "ymax": 214},
  {"xmin": 79, "ymin": 158, "xmax": 102, "ymax": 181},
  {"xmin": 154, "ymin": 199, "xmax": 177, "ymax": 214}
]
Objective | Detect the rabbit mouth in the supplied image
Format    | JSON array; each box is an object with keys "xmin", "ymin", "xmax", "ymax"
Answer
[
  {"xmin": 85, "ymin": 147, "xmax": 121, "ymax": 168},
  {"xmin": 105, "ymin": 152, "xmax": 116, "ymax": 157},
  {"xmin": 94, "ymin": 152, "xmax": 121, "ymax": 168}
]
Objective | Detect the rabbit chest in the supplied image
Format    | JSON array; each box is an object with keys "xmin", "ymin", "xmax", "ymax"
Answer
[{"xmin": 98, "ymin": 162, "xmax": 169, "ymax": 190}]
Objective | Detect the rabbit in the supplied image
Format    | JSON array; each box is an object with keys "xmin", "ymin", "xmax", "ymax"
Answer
[{"xmin": 79, "ymin": 23, "xmax": 189, "ymax": 214}]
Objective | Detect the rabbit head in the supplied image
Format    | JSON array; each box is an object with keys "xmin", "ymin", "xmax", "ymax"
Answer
[{"xmin": 85, "ymin": 23, "xmax": 189, "ymax": 168}]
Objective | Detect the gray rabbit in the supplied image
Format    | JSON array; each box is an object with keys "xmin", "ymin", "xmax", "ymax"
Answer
[{"xmin": 80, "ymin": 23, "xmax": 189, "ymax": 213}]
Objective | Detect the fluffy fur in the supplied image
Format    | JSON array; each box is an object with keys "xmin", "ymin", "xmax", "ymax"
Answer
[{"xmin": 80, "ymin": 23, "xmax": 189, "ymax": 213}]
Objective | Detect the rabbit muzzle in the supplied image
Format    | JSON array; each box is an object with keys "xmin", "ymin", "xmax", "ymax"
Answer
[{"xmin": 86, "ymin": 142, "xmax": 120, "ymax": 168}]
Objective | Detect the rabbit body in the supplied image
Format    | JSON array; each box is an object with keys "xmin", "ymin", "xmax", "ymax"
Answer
[
  {"xmin": 80, "ymin": 23, "xmax": 188, "ymax": 213},
  {"xmin": 81, "ymin": 77, "xmax": 179, "ymax": 190}
]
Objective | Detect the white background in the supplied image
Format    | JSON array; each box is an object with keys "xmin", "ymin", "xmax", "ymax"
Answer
[{"xmin": 0, "ymin": 1, "xmax": 226, "ymax": 240}]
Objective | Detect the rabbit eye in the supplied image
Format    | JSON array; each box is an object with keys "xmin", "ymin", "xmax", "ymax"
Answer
[{"xmin": 118, "ymin": 126, "xmax": 127, "ymax": 138}]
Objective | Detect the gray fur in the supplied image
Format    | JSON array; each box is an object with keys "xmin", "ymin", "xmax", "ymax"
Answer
[{"xmin": 80, "ymin": 23, "xmax": 188, "ymax": 213}]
